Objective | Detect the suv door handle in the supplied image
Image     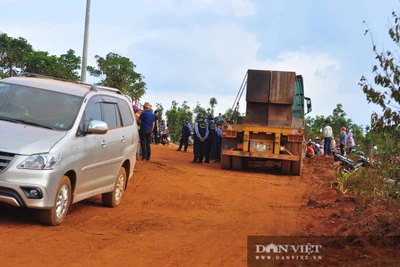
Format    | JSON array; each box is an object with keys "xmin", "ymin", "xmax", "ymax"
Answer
[
  {"xmin": 101, "ymin": 140, "xmax": 107, "ymax": 148},
  {"xmin": 121, "ymin": 135, "xmax": 126, "ymax": 143}
]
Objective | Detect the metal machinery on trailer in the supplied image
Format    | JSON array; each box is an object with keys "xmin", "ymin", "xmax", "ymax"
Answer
[{"xmin": 220, "ymin": 69, "xmax": 312, "ymax": 175}]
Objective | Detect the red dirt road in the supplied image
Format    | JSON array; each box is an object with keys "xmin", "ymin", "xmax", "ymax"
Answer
[{"xmin": 0, "ymin": 144, "xmax": 398, "ymax": 266}]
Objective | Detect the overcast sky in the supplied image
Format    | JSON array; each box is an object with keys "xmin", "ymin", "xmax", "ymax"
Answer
[{"xmin": 1, "ymin": 0, "xmax": 398, "ymax": 127}]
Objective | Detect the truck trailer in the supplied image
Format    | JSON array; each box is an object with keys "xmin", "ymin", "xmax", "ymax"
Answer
[{"xmin": 220, "ymin": 69, "xmax": 312, "ymax": 175}]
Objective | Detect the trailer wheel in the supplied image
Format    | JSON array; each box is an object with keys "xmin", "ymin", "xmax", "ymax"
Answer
[
  {"xmin": 292, "ymin": 160, "xmax": 302, "ymax": 176},
  {"xmin": 231, "ymin": 156, "xmax": 243, "ymax": 171},
  {"xmin": 221, "ymin": 155, "xmax": 231, "ymax": 170},
  {"xmin": 281, "ymin": 161, "xmax": 291, "ymax": 175}
]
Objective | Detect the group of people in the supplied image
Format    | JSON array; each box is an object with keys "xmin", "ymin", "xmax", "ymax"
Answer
[
  {"xmin": 176, "ymin": 113, "xmax": 223, "ymax": 164},
  {"xmin": 306, "ymin": 119, "xmax": 356, "ymax": 158}
]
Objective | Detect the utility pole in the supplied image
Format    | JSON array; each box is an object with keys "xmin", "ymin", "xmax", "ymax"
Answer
[{"xmin": 81, "ymin": 0, "xmax": 91, "ymax": 83}]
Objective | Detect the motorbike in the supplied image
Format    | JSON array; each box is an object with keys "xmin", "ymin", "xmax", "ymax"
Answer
[
  {"xmin": 188, "ymin": 136, "xmax": 194, "ymax": 146},
  {"xmin": 160, "ymin": 129, "xmax": 170, "ymax": 146},
  {"xmin": 334, "ymin": 151, "xmax": 373, "ymax": 174}
]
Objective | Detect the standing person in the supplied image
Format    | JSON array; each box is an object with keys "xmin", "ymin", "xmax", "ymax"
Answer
[
  {"xmin": 153, "ymin": 110, "xmax": 160, "ymax": 144},
  {"xmin": 138, "ymin": 102, "xmax": 156, "ymax": 161},
  {"xmin": 347, "ymin": 131, "xmax": 356, "ymax": 154},
  {"xmin": 158, "ymin": 119, "xmax": 166, "ymax": 144},
  {"xmin": 177, "ymin": 116, "xmax": 192, "ymax": 152},
  {"xmin": 339, "ymin": 127, "xmax": 347, "ymax": 156},
  {"xmin": 133, "ymin": 104, "xmax": 143, "ymax": 159},
  {"xmin": 323, "ymin": 120, "xmax": 333, "ymax": 156},
  {"xmin": 213, "ymin": 119, "xmax": 223, "ymax": 163},
  {"xmin": 190, "ymin": 113, "xmax": 208, "ymax": 164},
  {"xmin": 204, "ymin": 114, "xmax": 216, "ymax": 163}
]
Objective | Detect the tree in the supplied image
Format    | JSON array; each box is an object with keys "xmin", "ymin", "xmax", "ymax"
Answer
[
  {"xmin": 209, "ymin": 97, "xmax": 218, "ymax": 116},
  {"xmin": 193, "ymin": 102, "xmax": 207, "ymax": 119},
  {"xmin": 127, "ymin": 74, "xmax": 147, "ymax": 104},
  {"xmin": 155, "ymin": 103, "xmax": 164, "ymax": 121},
  {"xmin": 224, "ymin": 108, "xmax": 241, "ymax": 123},
  {"xmin": 165, "ymin": 101, "xmax": 193, "ymax": 142},
  {"xmin": 24, "ymin": 49, "xmax": 81, "ymax": 81},
  {"xmin": 87, "ymin": 52, "xmax": 146, "ymax": 97},
  {"xmin": 0, "ymin": 32, "xmax": 33, "ymax": 76},
  {"xmin": 359, "ymin": 12, "xmax": 400, "ymax": 131}
]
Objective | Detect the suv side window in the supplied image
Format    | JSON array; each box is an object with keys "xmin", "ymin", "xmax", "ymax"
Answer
[
  {"xmin": 117, "ymin": 98, "xmax": 134, "ymax": 127},
  {"xmin": 102, "ymin": 102, "xmax": 121, "ymax": 129},
  {"xmin": 83, "ymin": 95, "xmax": 102, "ymax": 131}
]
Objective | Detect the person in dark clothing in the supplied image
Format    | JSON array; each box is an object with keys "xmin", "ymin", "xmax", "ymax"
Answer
[
  {"xmin": 190, "ymin": 113, "xmax": 208, "ymax": 164},
  {"xmin": 204, "ymin": 114, "xmax": 216, "ymax": 163},
  {"xmin": 177, "ymin": 116, "xmax": 192, "ymax": 152},
  {"xmin": 138, "ymin": 102, "xmax": 156, "ymax": 160},
  {"xmin": 153, "ymin": 110, "xmax": 159, "ymax": 144},
  {"xmin": 213, "ymin": 119, "xmax": 223, "ymax": 163}
]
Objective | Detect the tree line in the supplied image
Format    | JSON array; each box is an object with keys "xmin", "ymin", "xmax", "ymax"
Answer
[{"xmin": 0, "ymin": 32, "xmax": 146, "ymax": 103}]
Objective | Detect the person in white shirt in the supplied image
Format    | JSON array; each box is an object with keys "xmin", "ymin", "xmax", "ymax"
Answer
[{"xmin": 323, "ymin": 120, "xmax": 333, "ymax": 156}]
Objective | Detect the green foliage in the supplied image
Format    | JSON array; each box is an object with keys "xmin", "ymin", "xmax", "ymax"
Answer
[
  {"xmin": 0, "ymin": 32, "xmax": 33, "ymax": 76},
  {"xmin": 87, "ymin": 52, "xmax": 146, "ymax": 101},
  {"xmin": 193, "ymin": 101, "xmax": 207, "ymax": 119},
  {"xmin": 24, "ymin": 49, "xmax": 81, "ymax": 81},
  {"xmin": 165, "ymin": 101, "xmax": 193, "ymax": 142},
  {"xmin": 224, "ymin": 108, "xmax": 241, "ymax": 123},
  {"xmin": 359, "ymin": 12, "xmax": 400, "ymax": 131},
  {"xmin": 209, "ymin": 97, "xmax": 218, "ymax": 116},
  {"xmin": 155, "ymin": 103, "xmax": 164, "ymax": 121}
]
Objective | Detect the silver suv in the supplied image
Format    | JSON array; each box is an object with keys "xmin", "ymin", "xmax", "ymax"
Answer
[{"xmin": 0, "ymin": 73, "xmax": 139, "ymax": 225}]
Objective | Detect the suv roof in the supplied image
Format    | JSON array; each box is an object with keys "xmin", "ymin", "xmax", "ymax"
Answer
[{"xmin": 1, "ymin": 73, "xmax": 125, "ymax": 98}]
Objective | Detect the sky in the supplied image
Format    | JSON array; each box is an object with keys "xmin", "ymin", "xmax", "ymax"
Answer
[{"xmin": 1, "ymin": 0, "xmax": 399, "ymax": 127}]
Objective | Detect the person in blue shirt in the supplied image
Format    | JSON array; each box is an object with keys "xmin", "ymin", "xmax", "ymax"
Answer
[
  {"xmin": 190, "ymin": 113, "xmax": 208, "ymax": 163},
  {"xmin": 177, "ymin": 116, "xmax": 192, "ymax": 152},
  {"xmin": 138, "ymin": 102, "xmax": 156, "ymax": 160},
  {"xmin": 213, "ymin": 119, "xmax": 223, "ymax": 163}
]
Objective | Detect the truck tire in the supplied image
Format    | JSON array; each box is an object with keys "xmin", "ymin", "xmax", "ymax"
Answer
[
  {"xmin": 221, "ymin": 155, "xmax": 231, "ymax": 170},
  {"xmin": 231, "ymin": 156, "xmax": 243, "ymax": 171},
  {"xmin": 281, "ymin": 161, "xmax": 291, "ymax": 175}
]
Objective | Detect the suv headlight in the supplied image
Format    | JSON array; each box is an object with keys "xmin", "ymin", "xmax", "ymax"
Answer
[{"xmin": 17, "ymin": 152, "xmax": 61, "ymax": 170}]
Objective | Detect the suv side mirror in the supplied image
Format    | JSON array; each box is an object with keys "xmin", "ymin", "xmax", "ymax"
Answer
[
  {"xmin": 87, "ymin": 120, "xmax": 108, "ymax": 134},
  {"xmin": 305, "ymin": 97, "xmax": 312, "ymax": 114}
]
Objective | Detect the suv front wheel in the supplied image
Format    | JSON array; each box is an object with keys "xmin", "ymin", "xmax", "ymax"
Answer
[
  {"xmin": 102, "ymin": 167, "xmax": 127, "ymax": 207},
  {"xmin": 38, "ymin": 175, "xmax": 71, "ymax": 226}
]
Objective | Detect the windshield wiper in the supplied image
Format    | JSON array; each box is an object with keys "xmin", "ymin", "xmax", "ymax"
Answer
[
  {"xmin": 0, "ymin": 116, "xmax": 55, "ymax": 130},
  {"xmin": 17, "ymin": 120, "xmax": 56, "ymax": 130},
  {"xmin": 0, "ymin": 116, "xmax": 22, "ymax": 124}
]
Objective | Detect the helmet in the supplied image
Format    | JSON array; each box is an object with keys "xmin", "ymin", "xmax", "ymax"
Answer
[
  {"xmin": 207, "ymin": 114, "xmax": 213, "ymax": 120},
  {"xmin": 197, "ymin": 113, "xmax": 204, "ymax": 119},
  {"xmin": 184, "ymin": 116, "xmax": 189, "ymax": 121},
  {"xmin": 341, "ymin": 127, "xmax": 346, "ymax": 131},
  {"xmin": 132, "ymin": 104, "xmax": 138, "ymax": 110}
]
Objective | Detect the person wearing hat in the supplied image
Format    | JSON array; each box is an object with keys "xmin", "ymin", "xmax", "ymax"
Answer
[
  {"xmin": 138, "ymin": 102, "xmax": 156, "ymax": 160},
  {"xmin": 177, "ymin": 116, "xmax": 192, "ymax": 152},
  {"xmin": 190, "ymin": 113, "xmax": 208, "ymax": 163},
  {"xmin": 339, "ymin": 127, "xmax": 347, "ymax": 156}
]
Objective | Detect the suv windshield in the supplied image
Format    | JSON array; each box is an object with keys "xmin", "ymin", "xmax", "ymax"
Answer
[{"xmin": 0, "ymin": 82, "xmax": 83, "ymax": 130}]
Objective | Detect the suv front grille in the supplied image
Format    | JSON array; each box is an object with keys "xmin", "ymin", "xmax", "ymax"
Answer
[{"xmin": 0, "ymin": 151, "xmax": 15, "ymax": 173}]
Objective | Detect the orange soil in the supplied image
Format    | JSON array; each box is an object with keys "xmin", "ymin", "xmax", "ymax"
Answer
[{"xmin": 0, "ymin": 144, "xmax": 398, "ymax": 266}]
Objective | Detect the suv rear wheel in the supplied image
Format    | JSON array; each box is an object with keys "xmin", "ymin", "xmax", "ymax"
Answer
[{"xmin": 102, "ymin": 167, "xmax": 127, "ymax": 207}]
